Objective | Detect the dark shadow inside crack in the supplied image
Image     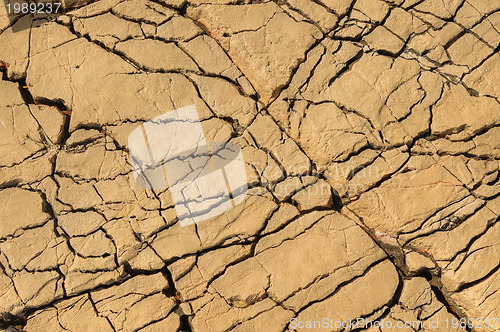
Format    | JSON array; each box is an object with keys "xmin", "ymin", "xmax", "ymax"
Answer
[
  {"xmin": 32, "ymin": 97, "xmax": 72, "ymax": 146},
  {"xmin": 0, "ymin": 63, "xmax": 8, "ymax": 80},
  {"xmin": 331, "ymin": 187, "xmax": 343, "ymax": 211},
  {"xmin": 178, "ymin": 314, "xmax": 193, "ymax": 332},
  {"xmin": 16, "ymin": 78, "xmax": 35, "ymax": 105},
  {"xmin": 429, "ymin": 283, "xmax": 474, "ymax": 332},
  {"xmin": 161, "ymin": 265, "xmax": 181, "ymax": 301},
  {"xmin": 0, "ymin": 312, "xmax": 26, "ymax": 331},
  {"xmin": 0, "ymin": 180, "xmax": 21, "ymax": 189}
]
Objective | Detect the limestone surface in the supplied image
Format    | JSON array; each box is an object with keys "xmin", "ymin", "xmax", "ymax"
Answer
[{"xmin": 0, "ymin": 0, "xmax": 499, "ymax": 331}]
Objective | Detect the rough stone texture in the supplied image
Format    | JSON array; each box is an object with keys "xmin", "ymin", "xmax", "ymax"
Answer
[{"xmin": 0, "ymin": 0, "xmax": 499, "ymax": 331}]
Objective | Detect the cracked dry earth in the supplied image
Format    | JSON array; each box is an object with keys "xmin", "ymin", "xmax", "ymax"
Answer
[{"xmin": 0, "ymin": 0, "xmax": 499, "ymax": 331}]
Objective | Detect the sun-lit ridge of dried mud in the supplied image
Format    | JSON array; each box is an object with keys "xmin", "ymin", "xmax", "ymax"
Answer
[{"xmin": 0, "ymin": 0, "xmax": 499, "ymax": 331}]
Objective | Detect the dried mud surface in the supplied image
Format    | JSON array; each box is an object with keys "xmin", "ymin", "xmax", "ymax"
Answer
[{"xmin": 0, "ymin": 0, "xmax": 499, "ymax": 331}]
